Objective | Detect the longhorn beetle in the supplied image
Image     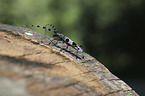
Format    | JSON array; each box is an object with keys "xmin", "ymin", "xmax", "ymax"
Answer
[{"xmin": 17, "ymin": 24, "xmax": 84, "ymax": 59}]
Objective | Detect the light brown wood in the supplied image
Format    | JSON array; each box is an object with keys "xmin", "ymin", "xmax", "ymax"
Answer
[{"xmin": 0, "ymin": 24, "xmax": 139, "ymax": 96}]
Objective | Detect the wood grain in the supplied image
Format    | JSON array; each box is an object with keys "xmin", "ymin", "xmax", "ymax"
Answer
[{"xmin": 0, "ymin": 24, "xmax": 139, "ymax": 96}]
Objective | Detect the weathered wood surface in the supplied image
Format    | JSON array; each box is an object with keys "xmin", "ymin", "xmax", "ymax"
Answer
[{"xmin": 0, "ymin": 24, "xmax": 139, "ymax": 96}]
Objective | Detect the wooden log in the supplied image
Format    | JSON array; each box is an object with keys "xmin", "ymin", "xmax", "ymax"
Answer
[{"xmin": 0, "ymin": 24, "xmax": 139, "ymax": 96}]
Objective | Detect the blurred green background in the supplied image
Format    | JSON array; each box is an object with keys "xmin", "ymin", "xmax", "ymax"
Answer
[{"xmin": 0, "ymin": 0, "xmax": 145, "ymax": 95}]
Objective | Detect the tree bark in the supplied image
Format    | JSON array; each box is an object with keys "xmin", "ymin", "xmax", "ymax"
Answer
[{"xmin": 0, "ymin": 24, "xmax": 139, "ymax": 96}]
